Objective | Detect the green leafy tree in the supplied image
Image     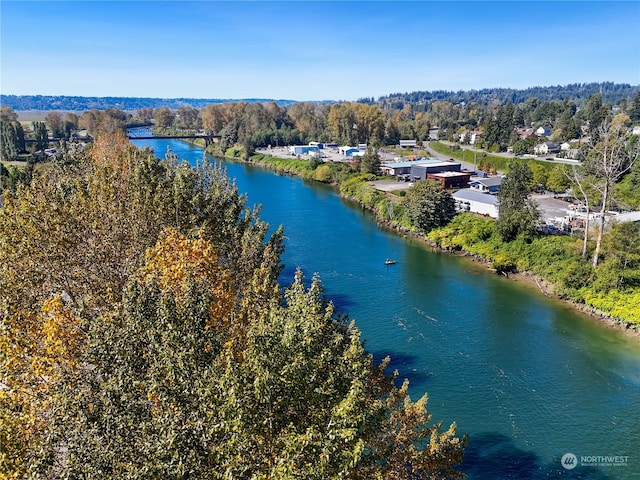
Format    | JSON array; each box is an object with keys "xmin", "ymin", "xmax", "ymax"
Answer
[
  {"xmin": 496, "ymin": 162, "xmax": 539, "ymax": 241},
  {"xmin": 593, "ymin": 221, "xmax": 640, "ymax": 291},
  {"xmin": 404, "ymin": 179, "xmax": 457, "ymax": 233},
  {"xmin": 546, "ymin": 166, "xmax": 571, "ymax": 193},
  {"xmin": 214, "ymin": 269, "xmax": 466, "ymax": 478}
]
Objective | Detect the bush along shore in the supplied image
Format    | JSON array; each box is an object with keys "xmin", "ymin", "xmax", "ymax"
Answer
[{"xmin": 205, "ymin": 143, "xmax": 640, "ymax": 336}]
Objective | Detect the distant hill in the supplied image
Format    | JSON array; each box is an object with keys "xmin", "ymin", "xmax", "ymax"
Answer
[
  {"xmin": 374, "ymin": 82, "xmax": 640, "ymax": 108},
  {"xmin": 0, "ymin": 95, "xmax": 298, "ymax": 111},
  {"xmin": 2, "ymin": 82, "xmax": 639, "ymax": 112}
]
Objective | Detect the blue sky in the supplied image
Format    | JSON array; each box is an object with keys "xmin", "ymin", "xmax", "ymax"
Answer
[{"xmin": 1, "ymin": 1, "xmax": 639, "ymax": 101}]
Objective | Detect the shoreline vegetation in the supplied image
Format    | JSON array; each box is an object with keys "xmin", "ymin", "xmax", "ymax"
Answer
[{"xmin": 200, "ymin": 140, "xmax": 640, "ymax": 338}]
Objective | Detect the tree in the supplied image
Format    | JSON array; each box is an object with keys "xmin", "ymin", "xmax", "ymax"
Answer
[
  {"xmin": 360, "ymin": 147, "xmax": 381, "ymax": 175},
  {"xmin": 0, "ymin": 132, "xmax": 284, "ymax": 477},
  {"xmin": 496, "ymin": 162, "xmax": 539, "ymax": 241},
  {"xmin": 32, "ymin": 121, "xmax": 48, "ymax": 152},
  {"xmin": 1, "ymin": 121, "xmax": 19, "ymax": 160},
  {"xmin": 136, "ymin": 107, "xmax": 154, "ymax": 123},
  {"xmin": 176, "ymin": 106, "xmax": 201, "ymax": 130},
  {"xmin": 584, "ymin": 114, "xmax": 639, "ymax": 267},
  {"xmin": 154, "ymin": 107, "xmax": 176, "ymax": 128},
  {"xmin": 0, "ymin": 106, "xmax": 18, "ymax": 122},
  {"xmin": 582, "ymin": 93, "xmax": 609, "ymax": 136},
  {"xmin": 546, "ymin": 166, "xmax": 571, "ymax": 193},
  {"xmin": 1, "ymin": 132, "xmax": 466, "ymax": 478},
  {"xmin": 628, "ymin": 91, "xmax": 640, "ymax": 123},
  {"xmin": 211, "ymin": 270, "xmax": 466, "ymax": 478},
  {"xmin": 45, "ymin": 112, "xmax": 64, "ymax": 138},
  {"xmin": 328, "ymin": 103, "xmax": 357, "ymax": 145},
  {"xmin": 404, "ymin": 180, "xmax": 457, "ymax": 233},
  {"xmin": 594, "ymin": 221, "xmax": 640, "ymax": 291},
  {"xmin": 33, "ymin": 229, "xmax": 236, "ymax": 478},
  {"xmin": 62, "ymin": 113, "xmax": 79, "ymax": 138}
]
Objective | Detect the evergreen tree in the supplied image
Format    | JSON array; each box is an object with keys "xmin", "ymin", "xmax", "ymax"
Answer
[
  {"xmin": 360, "ymin": 147, "xmax": 381, "ymax": 174},
  {"xmin": 629, "ymin": 91, "xmax": 640, "ymax": 123},
  {"xmin": 32, "ymin": 121, "xmax": 48, "ymax": 152},
  {"xmin": 1, "ymin": 121, "xmax": 18, "ymax": 160}
]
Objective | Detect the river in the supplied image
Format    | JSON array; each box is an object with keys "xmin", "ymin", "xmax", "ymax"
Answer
[{"xmin": 132, "ymin": 137, "xmax": 640, "ymax": 479}]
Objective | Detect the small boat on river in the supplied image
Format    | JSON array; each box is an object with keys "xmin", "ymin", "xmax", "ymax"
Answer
[{"xmin": 385, "ymin": 259, "xmax": 396, "ymax": 265}]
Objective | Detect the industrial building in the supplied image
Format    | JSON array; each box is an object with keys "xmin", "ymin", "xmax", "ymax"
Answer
[
  {"xmin": 452, "ymin": 189, "xmax": 499, "ymax": 218},
  {"xmin": 289, "ymin": 145, "xmax": 319, "ymax": 155},
  {"xmin": 380, "ymin": 158, "xmax": 460, "ymax": 177},
  {"xmin": 410, "ymin": 160, "xmax": 462, "ymax": 181},
  {"xmin": 427, "ymin": 171, "xmax": 472, "ymax": 189}
]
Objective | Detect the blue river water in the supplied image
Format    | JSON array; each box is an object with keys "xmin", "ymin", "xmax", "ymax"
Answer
[{"xmin": 133, "ymin": 138, "xmax": 640, "ymax": 479}]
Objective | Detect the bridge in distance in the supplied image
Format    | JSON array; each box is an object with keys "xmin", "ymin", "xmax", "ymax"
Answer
[{"xmin": 127, "ymin": 127, "xmax": 221, "ymax": 147}]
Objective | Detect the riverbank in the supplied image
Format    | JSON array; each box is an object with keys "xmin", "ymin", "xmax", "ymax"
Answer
[
  {"xmin": 217, "ymin": 147, "xmax": 640, "ymax": 339},
  {"xmin": 371, "ymin": 209, "xmax": 640, "ymax": 338}
]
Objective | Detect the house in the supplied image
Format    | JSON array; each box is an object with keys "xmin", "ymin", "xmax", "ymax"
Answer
[
  {"xmin": 427, "ymin": 171, "xmax": 472, "ymax": 189},
  {"xmin": 516, "ymin": 127, "xmax": 535, "ymax": 139},
  {"xmin": 460, "ymin": 131, "xmax": 481, "ymax": 144},
  {"xmin": 289, "ymin": 145, "xmax": 319, "ymax": 155},
  {"xmin": 452, "ymin": 189, "xmax": 499, "ymax": 218},
  {"xmin": 536, "ymin": 126, "xmax": 552, "ymax": 137},
  {"xmin": 534, "ymin": 142, "xmax": 560, "ymax": 155},
  {"xmin": 399, "ymin": 139, "xmax": 417, "ymax": 148},
  {"xmin": 560, "ymin": 142, "xmax": 572, "ymax": 151},
  {"xmin": 309, "ymin": 141, "xmax": 324, "ymax": 149},
  {"xmin": 469, "ymin": 176, "xmax": 503, "ymax": 193}
]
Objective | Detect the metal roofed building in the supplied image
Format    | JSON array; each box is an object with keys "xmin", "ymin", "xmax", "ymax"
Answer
[
  {"xmin": 380, "ymin": 159, "xmax": 440, "ymax": 176},
  {"xmin": 453, "ymin": 189, "xmax": 500, "ymax": 218},
  {"xmin": 410, "ymin": 161, "xmax": 462, "ymax": 180},
  {"xmin": 469, "ymin": 176, "xmax": 503, "ymax": 193}
]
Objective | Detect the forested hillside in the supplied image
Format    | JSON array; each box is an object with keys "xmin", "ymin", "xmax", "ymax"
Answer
[
  {"xmin": 0, "ymin": 95, "xmax": 297, "ymax": 111},
  {"xmin": 0, "ymin": 132, "xmax": 466, "ymax": 478},
  {"xmin": 2, "ymin": 82, "xmax": 638, "ymax": 112},
  {"xmin": 375, "ymin": 82, "xmax": 639, "ymax": 109}
]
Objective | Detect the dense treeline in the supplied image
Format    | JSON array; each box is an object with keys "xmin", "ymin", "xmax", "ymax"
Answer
[
  {"xmin": 377, "ymin": 82, "xmax": 639, "ymax": 110},
  {"xmin": 0, "ymin": 95, "xmax": 297, "ymax": 111},
  {"xmin": 3, "ymin": 82, "xmax": 637, "ymax": 112},
  {"xmin": 0, "ymin": 132, "xmax": 466, "ymax": 478}
]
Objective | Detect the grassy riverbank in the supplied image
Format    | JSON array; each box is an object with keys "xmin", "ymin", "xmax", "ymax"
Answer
[{"xmin": 208, "ymin": 144, "xmax": 640, "ymax": 332}]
